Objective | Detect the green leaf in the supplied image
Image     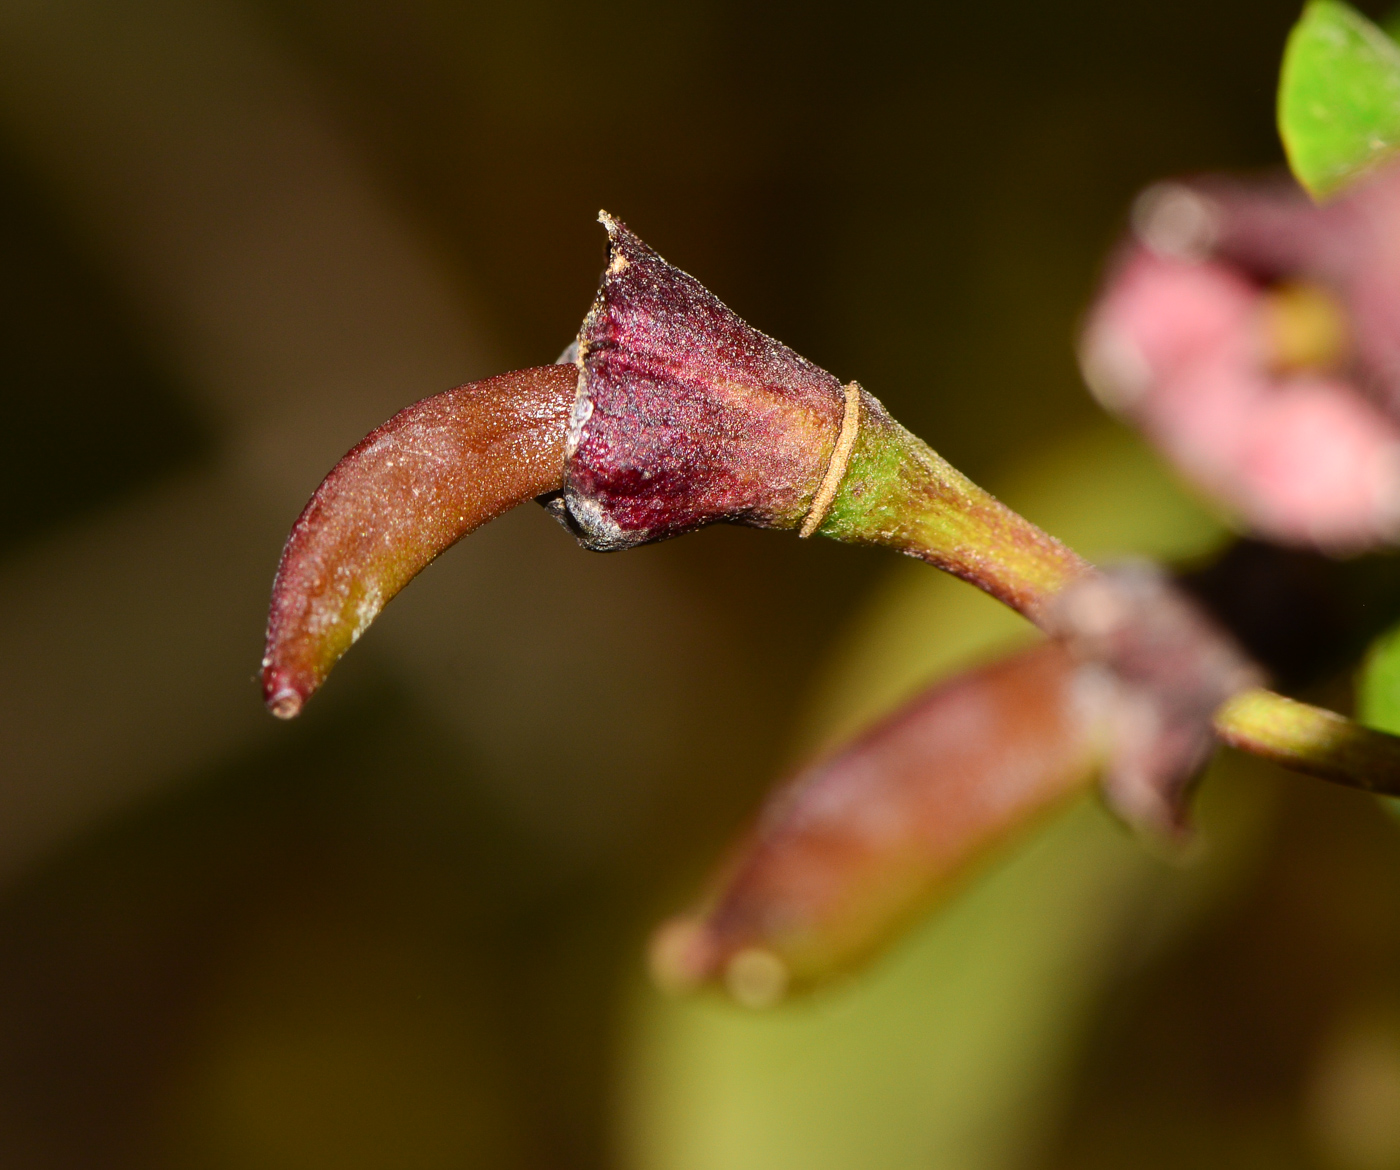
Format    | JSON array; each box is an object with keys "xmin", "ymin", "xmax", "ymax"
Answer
[
  {"xmin": 1279, "ymin": 0, "xmax": 1400, "ymax": 200},
  {"xmin": 1355, "ymin": 623, "xmax": 1400, "ymax": 819},
  {"xmin": 1359, "ymin": 621, "xmax": 1400, "ymax": 733}
]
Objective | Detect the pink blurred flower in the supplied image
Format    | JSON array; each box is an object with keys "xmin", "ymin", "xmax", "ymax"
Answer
[{"xmin": 1080, "ymin": 168, "xmax": 1400, "ymax": 551}]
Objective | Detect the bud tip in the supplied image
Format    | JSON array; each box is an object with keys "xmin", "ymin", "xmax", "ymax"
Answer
[
  {"xmin": 648, "ymin": 917, "xmax": 718, "ymax": 995},
  {"xmin": 265, "ymin": 681, "xmax": 304, "ymax": 720}
]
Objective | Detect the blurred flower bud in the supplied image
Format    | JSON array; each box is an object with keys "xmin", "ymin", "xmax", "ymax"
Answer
[{"xmin": 649, "ymin": 641, "xmax": 1104, "ymax": 1002}]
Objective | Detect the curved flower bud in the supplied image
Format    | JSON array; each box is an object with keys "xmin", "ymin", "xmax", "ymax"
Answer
[
  {"xmin": 261, "ymin": 365, "xmax": 575, "ymax": 717},
  {"xmin": 260, "ymin": 214, "xmax": 1091, "ymax": 720},
  {"xmin": 649, "ymin": 559, "xmax": 1400, "ymax": 1004}
]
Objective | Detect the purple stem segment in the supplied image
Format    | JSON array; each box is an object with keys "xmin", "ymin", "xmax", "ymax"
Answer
[{"xmin": 261, "ymin": 365, "xmax": 576, "ymax": 718}]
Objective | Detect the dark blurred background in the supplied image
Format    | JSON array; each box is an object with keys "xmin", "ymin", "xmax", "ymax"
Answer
[{"xmin": 3, "ymin": 1, "xmax": 1400, "ymax": 1167}]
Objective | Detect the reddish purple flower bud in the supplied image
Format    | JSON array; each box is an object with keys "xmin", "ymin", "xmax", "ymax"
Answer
[
  {"xmin": 1080, "ymin": 171, "xmax": 1400, "ymax": 551},
  {"xmin": 648, "ymin": 641, "xmax": 1104, "ymax": 1004},
  {"xmin": 646, "ymin": 567, "xmax": 1270, "ymax": 1003},
  {"xmin": 561, "ymin": 213, "xmax": 849, "ymax": 548},
  {"xmin": 261, "ymin": 366, "xmax": 575, "ymax": 717}
]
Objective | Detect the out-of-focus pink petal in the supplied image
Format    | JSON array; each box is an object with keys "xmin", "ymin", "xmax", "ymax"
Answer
[
  {"xmin": 1194, "ymin": 170, "xmax": 1400, "ymax": 417},
  {"xmin": 1234, "ymin": 378, "xmax": 1400, "ymax": 547},
  {"xmin": 1081, "ymin": 249, "xmax": 1257, "ymax": 398},
  {"xmin": 1081, "ymin": 235, "xmax": 1400, "ymax": 551}
]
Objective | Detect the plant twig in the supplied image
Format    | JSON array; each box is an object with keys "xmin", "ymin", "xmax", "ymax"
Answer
[{"xmin": 1214, "ymin": 687, "xmax": 1400, "ymax": 792}]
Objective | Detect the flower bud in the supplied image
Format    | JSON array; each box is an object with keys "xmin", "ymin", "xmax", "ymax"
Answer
[
  {"xmin": 649, "ymin": 641, "xmax": 1104, "ymax": 1001},
  {"xmin": 259, "ymin": 214, "xmax": 1089, "ymax": 718},
  {"xmin": 261, "ymin": 365, "xmax": 575, "ymax": 717}
]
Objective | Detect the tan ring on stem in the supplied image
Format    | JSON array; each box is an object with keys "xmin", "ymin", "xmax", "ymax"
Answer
[{"xmin": 800, "ymin": 381, "xmax": 862, "ymax": 538}]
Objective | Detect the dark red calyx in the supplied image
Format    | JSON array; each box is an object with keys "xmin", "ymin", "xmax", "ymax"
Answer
[{"xmin": 562, "ymin": 212, "xmax": 847, "ymax": 550}]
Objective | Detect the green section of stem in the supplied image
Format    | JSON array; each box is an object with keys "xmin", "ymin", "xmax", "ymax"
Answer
[
  {"xmin": 1214, "ymin": 688, "xmax": 1400, "ymax": 794},
  {"xmin": 814, "ymin": 395, "xmax": 1399, "ymax": 796},
  {"xmin": 817, "ymin": 399, "xmax": 1091, "ymax": 625}
]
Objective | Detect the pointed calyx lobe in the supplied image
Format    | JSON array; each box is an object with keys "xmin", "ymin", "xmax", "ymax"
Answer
[{"xmin": 562, "ymin": 214, "xmax": 849, "ymax": 548}]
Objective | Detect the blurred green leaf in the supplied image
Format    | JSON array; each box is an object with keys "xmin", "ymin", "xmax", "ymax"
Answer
[
  {"xmin": 1351, "ymin": 624, "xmax": 1400, "ymax": 819},
  {"xmin": 1355, "ymin": 629, "xmax": 1400, "ymax": 822},
  {"xmin": 1279, "ymin": 0, "xmax": 1400, "ymax": 200},
  {"xmin": 1359, "ymin": 621, "xmax": 1400, "ymax": 734}
]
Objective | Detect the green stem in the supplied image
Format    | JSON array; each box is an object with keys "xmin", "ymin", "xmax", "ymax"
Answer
[
  {"xmin": 815, "ymin": 393, "xmax": 1091, "ymax": 626},
  {"xmin": 814, "ymin": 391, "xmax": 1400, "ymax": 794},
  {"xmin": 1215, "ymin": 688, "xmax": 1400, "ymax": 793}
]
